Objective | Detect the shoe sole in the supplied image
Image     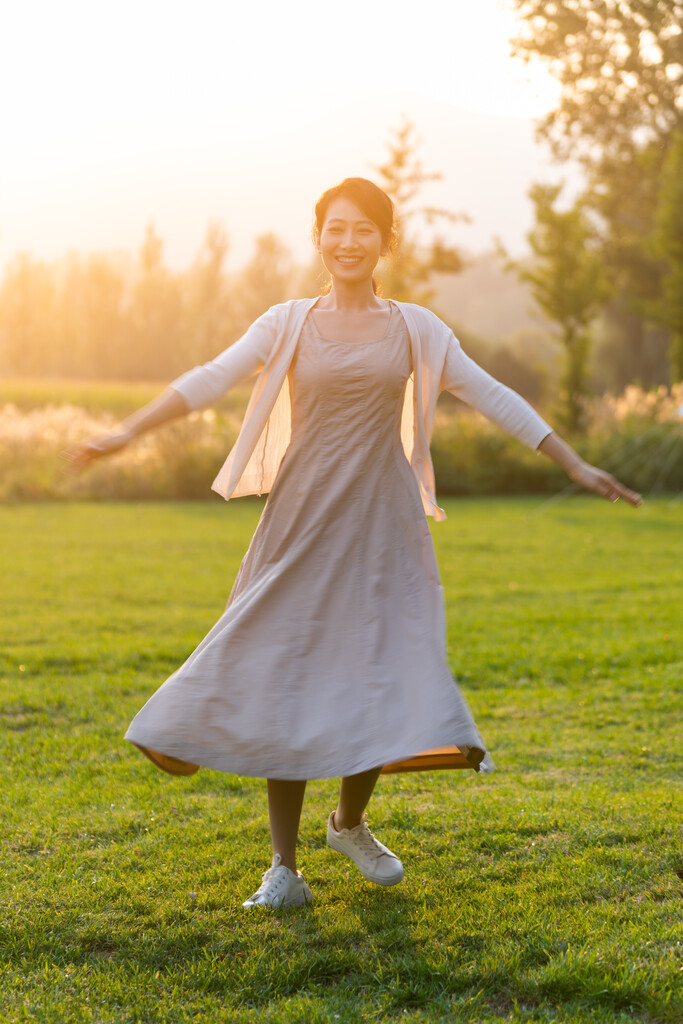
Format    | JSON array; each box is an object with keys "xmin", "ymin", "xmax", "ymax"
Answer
[{"xmin": 327, "ymin": 832, "xmax": 404, "ymax": 886}]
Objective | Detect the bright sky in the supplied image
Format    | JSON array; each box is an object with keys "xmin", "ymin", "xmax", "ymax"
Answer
[{"xmin": 0, "ymin": 0, "xmax": 563, "ymax": 271}]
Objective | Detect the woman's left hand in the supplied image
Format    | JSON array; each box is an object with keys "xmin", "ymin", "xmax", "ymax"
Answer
[
  {"xmin": 537, "ymin": 433, "xmax": 642, "ymax": 507},
  {"xmin": 570, "ymin": 462, "xmax": 642, "ymax": 507}
]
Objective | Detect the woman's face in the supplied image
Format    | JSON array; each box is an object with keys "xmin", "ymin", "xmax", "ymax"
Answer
[{"xmin": 317, "ymin": 197, "xmax": 385, "ymax": 286}]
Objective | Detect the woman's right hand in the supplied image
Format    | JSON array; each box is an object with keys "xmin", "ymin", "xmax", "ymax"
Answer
[{"xmin": 62, "ymin": 429, "xmax": 133, "ymax": 475}]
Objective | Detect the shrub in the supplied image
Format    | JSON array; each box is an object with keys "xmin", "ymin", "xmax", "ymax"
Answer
[
  {"xmin": 0, "ymin": 404, "xmax": 238, "ymax": 501},
  {"xmin": 1, "ymin": 384, "xmax": 681, "ymax": 501}
]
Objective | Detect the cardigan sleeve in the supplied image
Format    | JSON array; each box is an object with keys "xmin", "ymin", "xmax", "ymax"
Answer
[
  {"xmin": 168, "ymin": 305, "xmax": 281, "ymax": 411},
  {"xmin": 441, "ymin": 331, "xmax": 552, "ymax": 450}
]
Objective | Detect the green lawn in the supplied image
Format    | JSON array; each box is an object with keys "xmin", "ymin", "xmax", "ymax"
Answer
[{"xmin": 1, "ymin": 498, "xmax": 681, "ymax": 1023}]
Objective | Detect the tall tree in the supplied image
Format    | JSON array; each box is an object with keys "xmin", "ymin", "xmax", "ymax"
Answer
[
  {"xmin": 0, "ymin": 254, "xmax": 57, "ymax": 374},
  {"xmin": 650, "ymin": 131, "xmax": 683, "ymax": 381},
  {"xmin": 511, "ymin": 0, "xmax": 683, "ymax": 384},
  {"xmin": 183, "ymin": 221, "xmax": 233, "ymax": 364},
  {"xmin": 235, "ymin": 233, "xmax": 293, "ymax": 332},
  {"xmin": 509, "ymin": 183, "xmax": 609, "ymax": 432},
  {"xmin": 373, "ymin": 118, "xmax": 466, "ymax": 304},
  {"xmin": 56, "ymin": 252, "xmax": 128, "ymax": 378},
  {"xmin": 511, "ymin": 0, "xmax": 683, "ymax": 164},
  {"xmin": 127, "ymin": 224, "xmax": 183, "ymax": 378}
]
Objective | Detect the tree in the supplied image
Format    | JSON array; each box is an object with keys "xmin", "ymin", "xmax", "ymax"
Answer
[
  {"xmin": 0, "ymin": 254, "xmax": 57, "ymax": 374},
  {"xmin": 511, "ymin": 0, "xmax": 683, "ymax": 383},
  {"xmin": 650, "ymin": 131, "xmax": 683, "ymax": 381},
  {"xmin": 585, "ymin": 141, "xmax": 671, "ymax": 390},
  {"xmin": 183, "ymin": 221, "xmax": 234, "ymax": 364},
  {"xmin": 56, "ymin": 252, "xmax": 128, "ymax": 378},
  {"xmin": 126, "ymin": 224, "xmax": 183, "ymax": 378},
  {"xmin": 511, "ymin": 0, "xmax": 683, "ymax": 164},
  {"xmin": 235, "ymin": 233, "xmax": 293, "ymax": 332},
  {"xmin": 372, "ymin": 118, "xmax": 466, "ymax": 305},
  {"xmin": 508, "ymin": 183, "xmax": 609, "ymax": 432}
]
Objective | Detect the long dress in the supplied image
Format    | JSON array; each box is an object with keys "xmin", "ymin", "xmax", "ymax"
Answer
[{"xmin": 125, "ymin": 306, "xmax": 488, "ymax": 779}]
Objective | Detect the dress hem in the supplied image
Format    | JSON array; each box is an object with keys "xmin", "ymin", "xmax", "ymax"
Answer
[{"xmin": 125, "ymin": 736, "xmax": 486, "ymax": 779}]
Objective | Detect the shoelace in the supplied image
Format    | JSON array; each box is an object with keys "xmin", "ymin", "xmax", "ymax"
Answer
[
  {"xmin": 351, "ymin": 820, "xmax": 386, "ymax": 860},
  {"xmin": 247, "ymin": 856, "xmax": 289, "ymax": 904}
]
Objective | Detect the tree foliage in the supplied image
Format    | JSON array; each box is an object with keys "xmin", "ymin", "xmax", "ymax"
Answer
[
  {"xmin": 184, "ymin": 221, "xmax": 232, "ymax": 365},
  {"xmin": 373, "ymin": 118, "xmax": 466, "ymax": 304},
  {"xmin": 511, "ymin": 0, "xmax": 683, "ymax": 163},
  {"xmin": 0, "ymin": 224, "xmax": 298, "ymax": 380},
  {"xmin": 650, "ymin": 131, "xmax": 683, "ymax": 380},
  {"xmin": 508, "ymin": 183, "xmax": 609, "ymax": 431},
  {"xmin": 0, "ymin": 255, "xmax": 57, "ymax": 375},
  {"xmin": 511, "ymin": 0, "xmax": 683, "ymax": 385}
]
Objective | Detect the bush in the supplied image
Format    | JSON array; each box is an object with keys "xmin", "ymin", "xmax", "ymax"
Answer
[
  {"xmin": 0, "ymin": 404, "xmax": 238, "ymax": 501},
  {"xmin": 1, "ymin": 384, "xmax": 681, "ymax": 501}
]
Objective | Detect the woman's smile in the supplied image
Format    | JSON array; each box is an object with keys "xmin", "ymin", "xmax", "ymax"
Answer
[{"xmin": 334, "ymin": 254, "xmax": 365, "ymax": 269}]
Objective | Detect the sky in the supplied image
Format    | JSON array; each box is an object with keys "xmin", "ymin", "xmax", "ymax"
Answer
[{"xmin": 0, "ymin": 0, "xmax": 568, "ymax": 273}]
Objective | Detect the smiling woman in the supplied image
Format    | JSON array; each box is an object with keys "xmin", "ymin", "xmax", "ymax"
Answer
[{"xmin": 63, "ymin": 172, "xmax": 641, "ymax": 911}]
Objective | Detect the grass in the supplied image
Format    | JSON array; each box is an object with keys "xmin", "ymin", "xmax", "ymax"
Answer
[
  {"xmin": 0, "ymin": 377, "xmax": 253, "ymax": 418},
  {"xmin": 1, "ymin": 497, "xmax": 681, "ymax": 1023}
]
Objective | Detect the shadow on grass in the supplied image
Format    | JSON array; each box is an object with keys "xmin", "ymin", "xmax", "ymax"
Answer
[{"xmin": 2, "ymin": 885, "xmax": 674, "ymax": 1021}]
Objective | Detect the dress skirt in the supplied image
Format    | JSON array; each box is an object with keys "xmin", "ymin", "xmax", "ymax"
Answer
[{"xmin": 125, "ymin": 308, "xmax": 488, "ymax": 778}]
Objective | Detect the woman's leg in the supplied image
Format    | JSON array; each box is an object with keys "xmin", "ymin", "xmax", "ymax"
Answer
[
  {"xmin": 333, "ymin": 766, "xmax": 382, "ymax": 831},
  {"xmin": 328, "ymin": 766, "xmax": 403, "ymax": 886},
  {"xmin": 267, "ymin": 779, "xmax": 307, "ymax": 872}
]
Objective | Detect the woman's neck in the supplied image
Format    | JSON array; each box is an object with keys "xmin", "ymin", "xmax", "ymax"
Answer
[{"xmin": 319, "ymin": 280, "xmax": 386, "ymax": 312}]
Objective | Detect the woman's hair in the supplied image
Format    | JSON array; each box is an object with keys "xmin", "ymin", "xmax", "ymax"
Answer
[{"xmin": 313, "ymin": 177, "xmax": 397, "ymax": 294}]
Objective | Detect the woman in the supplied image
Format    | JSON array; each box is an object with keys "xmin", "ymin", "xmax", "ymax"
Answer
[{"xmin": 67, "ymin": 178, "xmax": 641, "ymax": 908}]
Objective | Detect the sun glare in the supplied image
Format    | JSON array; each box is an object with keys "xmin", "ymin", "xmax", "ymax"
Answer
[{"xmin": 0, "ymin": 0, "xmax": 561, "ymax": 267}]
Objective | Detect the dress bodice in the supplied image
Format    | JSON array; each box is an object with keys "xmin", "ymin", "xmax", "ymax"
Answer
[{"xmin": 287, "ymin": 306, "xmax": 412, "ymax": 459}]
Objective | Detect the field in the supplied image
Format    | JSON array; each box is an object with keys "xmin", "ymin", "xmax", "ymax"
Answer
[{"xmin": 2, "ymin": 498, "xmax": 681, "ymax": 1023}]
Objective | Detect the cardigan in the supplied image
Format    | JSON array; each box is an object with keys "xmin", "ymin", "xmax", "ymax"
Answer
[{"xmin": 170, "ymin": 297, "xmax": 552, "ymax": 521}]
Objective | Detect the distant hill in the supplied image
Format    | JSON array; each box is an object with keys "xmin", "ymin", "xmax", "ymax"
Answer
[
  {"xmin": 429, "ymin": 252, "xmax": 551, "ymax": 342},
  {"xmin": 428, "ymin": 252, "xmax": 560, "ymax": 409}
]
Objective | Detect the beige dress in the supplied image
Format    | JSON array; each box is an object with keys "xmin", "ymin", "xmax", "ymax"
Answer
[{"xmin": 125, "ymin": 307, "xmax": 487, "ymax": 778}]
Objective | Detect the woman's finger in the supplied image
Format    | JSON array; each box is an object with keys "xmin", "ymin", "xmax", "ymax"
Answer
[
  {"xmin": 599, "ymin": 474, "xmax": 642, "ymax": 508},
  {"xmin": 60, "ymin": 440, "xmax": 110, "ymax": 475},
  {"xmin": 613, "ymin": 481, "xmax": 642, "ymax": 507}
]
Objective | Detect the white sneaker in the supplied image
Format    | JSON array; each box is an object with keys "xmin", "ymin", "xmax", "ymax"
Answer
[
  {"xmin": 326, "ymin": 812, "xmax": 404, "ymax": 886},
  {"xmin": 242, "ymin": 854, "xmax": 313, "ymax": 908}
]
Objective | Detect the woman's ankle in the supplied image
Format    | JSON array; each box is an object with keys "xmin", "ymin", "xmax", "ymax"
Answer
[
  {"xmin": 273, "ymin": 851, "xmax": 297, "ymax": 873},
  {"xmin": 331, "ymin": 809, "xmax": 361, "ymax": 833}
]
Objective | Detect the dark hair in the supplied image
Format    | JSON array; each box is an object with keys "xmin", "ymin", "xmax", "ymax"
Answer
[
  {"xmin": 313, "ymin": 177, "xmax": 397, "ymax": 253},
  {"xmin": 313, "ymin": 178, "xmax": 397, "ymax": 294}
]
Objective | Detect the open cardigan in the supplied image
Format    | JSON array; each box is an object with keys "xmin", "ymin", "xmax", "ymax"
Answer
[{"xmin": 170, "ymin": 297, "xmax": 552, "ymax": 520}]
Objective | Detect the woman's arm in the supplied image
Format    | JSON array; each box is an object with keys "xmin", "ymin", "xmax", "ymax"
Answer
[
  {"xmin": 63, "ymin": 304, "xmax": 285, "ymax": 475},
  {"xmin": 538, "ymin": 432, "xmax": 642, "ymax": 507},
  {"xmin": 441, "ymin": 330, "xmax": 641, "ymax": 507},
  {"xmin": 442, "ymin": 332, "xmax": 554, "ymax": 450},
  {"xmin": 63, "ymin": 387, "xmax": 189, "ymax": 474}
]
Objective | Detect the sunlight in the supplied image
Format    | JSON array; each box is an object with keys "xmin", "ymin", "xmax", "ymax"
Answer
[
  {"xmin": 0, "ymin": 0, "xmax": 561, "ymax": 266},
  {"xmin": 0, "ymin": 0, "xmax": 558, "ymax": 151}
]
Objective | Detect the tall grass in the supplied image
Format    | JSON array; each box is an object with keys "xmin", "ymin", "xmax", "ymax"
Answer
[{"xmin": 1, "ymin": 380, "xmax": 682, "ymax": 500}]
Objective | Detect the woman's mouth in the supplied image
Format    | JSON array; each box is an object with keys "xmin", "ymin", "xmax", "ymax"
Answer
[{"xmin": 336, "ymin": 256, "xmax": 363, "ymax": 265}]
